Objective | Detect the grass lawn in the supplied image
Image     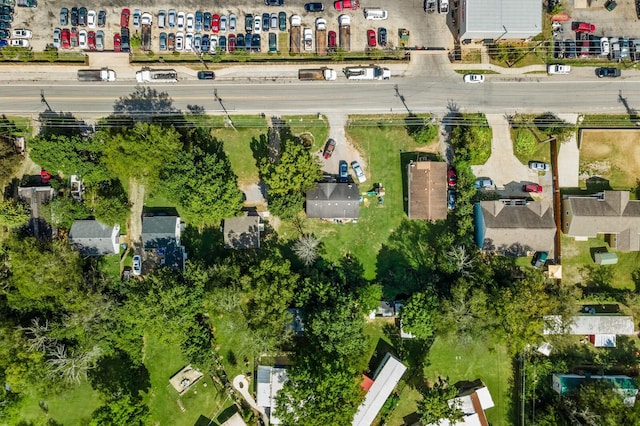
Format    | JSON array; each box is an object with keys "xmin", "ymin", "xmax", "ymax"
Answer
[
  {"xmin": 580, "ymin": 114, "xmax": 639, "ymax": 128},
  {"xmin": 17, "ymin": 381, "xmax": 101, "ymax": 425},
  {"xmin": 579, "ymin": 129, "xmax": 640, "ymax": 190},
  {"xmin": 144, "ymin": 333, "xmax": 229, "ymax": 426},
  {"xmin": 510, "ymin": 127, "xmax": 553, "ymax": 165},
  {"xmin": 561, "ymin": 234, "xmax": 640, "ymax": 290},
  {"xmin": 279, "ymin": 115, "xmax": 439, "ymax": 279},
  {"xmin": 97, "ymin": 251, "xmax": 122, "ymax": 280},
  {"xmin": 282, "ymin": 114, "xmax": 329, "ymax": 152},
  {"xmin": 208, "ymin": 310, "xmax": 258, "ymax": 380}
]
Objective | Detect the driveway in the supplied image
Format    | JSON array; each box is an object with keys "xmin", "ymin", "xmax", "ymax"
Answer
[
  {"xmin": 471, "ymin": 114, "xmax": 541, "ymax": 198},
  {"xmin": 556, "ymin": 114, "xmax": 580, "ymax": 188},
  {"xmin": 318, "ymin": 112, "xmax": 366, "ymax": 181}
]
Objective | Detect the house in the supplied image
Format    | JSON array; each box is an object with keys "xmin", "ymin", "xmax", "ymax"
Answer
[
  {"xmin": 544, "ymin": 315, "xmax": 635, "ymax": 347},
  {"xmin": 69, "ymin": 220, "xmax": 120, "ymax": 255},
  {"xmin": 353, "ymin": 353, "xmax": 407, "ymax": 426},
  {"xmin": 141, "ymin": 215, "xmax": 187, "ymax": 271},
  {"xmin": 306, "ymin": 182, "xmax": 360, "ymax": 221},
  {"xmin": 474, "ymin": 200, "xmax": 556, "ymax": 256},
  {"xmin": 426, "ymin": 383, "xmax": 495, "ymax": 426},
  {"xmin": 458, "ymin": 0, "xmax": 542, "ymax": 42},
  {"xmin": 368, "ymin": 301, "xmax": 396, "ymax": 319},
  {"xmin": 407, "ymin": 160, "xmax": 447, "ymax": 221},
  {"xmin": 17, "ymin": 185, "xmax": 55, "ymax": 238},
  {"xmin": 257, "ymin": 365, "xmax": 288, "ymax": 425},
  {"xmin": 562, "ymin": 191, "xmax": 640, "ymax": 251},
  {"xmin": 223, "ymin": 215, "xmax": 262, "ymax": 249},
  {"xmin": 552, "ymin": 374, "xmax": 638, "ymax": 406}
]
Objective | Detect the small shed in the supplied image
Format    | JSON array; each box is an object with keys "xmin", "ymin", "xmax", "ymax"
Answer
[{"xmin": 595, "ymin": 252, "xmax": 618, "ymax": 265}]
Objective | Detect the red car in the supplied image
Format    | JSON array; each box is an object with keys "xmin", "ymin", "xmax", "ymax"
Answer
[
  {"xmin": 328, "ymin": 30, "xmax": 336, "ymax": 48},
  {"xmin": 113, "ymin": 33, "xmax": 121, "ymax": 52},
  {"xmin": 447, "ymin": 166, "xmax": 457, "ymax": 187},
  {"xmin": 228, "ymin": 33, "xmax": 236, "ymax": 52},
  {"xmin": 323, "ymin": 138, "xmax": 336, "ymax": 159},
  {"xmin": 121, "ymin": 8, "xmax": 130, "ymax": 28},
  {"xmin": 334, "ymin": 0, "xmax": 360, "ymax": 10},
  {"xmin": 212, "ymin": 14, "xmax": 220, "ymax": 33},
  {"xmin": 40, "ymin": 170, "xmax": 52, "ymax": 184},
  {"xmin": 523, "ymin": 184, "xmax": 543, "ymax": 193},
  {"xmin": 88, "ymin": 30, "xmax": 96, "ymax": 50},
  {"xmin": 61, "ymin": 28, "xmax": 70, "ymax": 49},
  {"xmin": 572, "ymin": 21, "xmax": 595, "ymax": 33},
  {"xmin": 367, "ymin": 29, "xmax": 376, "ymax": 47}
]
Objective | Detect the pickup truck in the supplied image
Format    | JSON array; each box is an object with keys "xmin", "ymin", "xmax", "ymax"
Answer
[
  {"xmin": 77, "ymin": 68, "xmax": 116, "ymax": 82},
  {"xmin": 334, "ymin": 0, "xmax": 359, "ymax": 10},
  {"xmin": 343, "ymin": 65, "xmax": 390, "ymax": 80},
  {"xmin": 298, "ymin": 68, "xmax": 337, "ymax": 81},
  {"xmin": 136, "ymin": 67, "xmax": 178, "ymax": 83},
  {"xmin": 547, "ymin": 64, "xmax": 571, "ymax": 74},
  {"xmin": 303, "ymin": 28, "xmax": 312, "ymax": 51}
]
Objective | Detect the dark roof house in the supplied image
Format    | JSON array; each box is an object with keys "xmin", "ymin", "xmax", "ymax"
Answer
[
  {"xmin": 562, "ymin": 191, "xmax": 640, "ymax": 251},
  {"xmin": 141, "ymin": 215, "xmax": 186, "ymax": 271},
  {"xmin": 475, "ymin": 200, "xmax": 556, "ymax": 256},
  {"xmin": 306, "ymin": 182, "xmax": 360, "ymax": 220},
  {"xmin": 69, "ymin": 220, "xmax": 120, "ymax": 255},
  {"xmin": 407, "ymin": 161, "xmax": 447, "ymax": 221},
  {"xmin": 223, "ymin": 216, "xmax": 262, "ymax": 249}
]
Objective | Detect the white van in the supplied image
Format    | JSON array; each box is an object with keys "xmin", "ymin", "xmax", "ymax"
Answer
[
  {"xmin": 157, "ymin": 10, "xmax": 166, "ymax": 29},
  {"xmin": 439, "ymin": 0, "xmax": 449, "ymax": 14},
  {"xmin": 364, "ymin": 9, "xmax": 388, "ymax": 20}
]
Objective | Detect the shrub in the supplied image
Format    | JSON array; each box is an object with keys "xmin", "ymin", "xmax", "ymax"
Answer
[{"xmin": 514, "ymin": 129, "xmax": 537, "ymax": 155}]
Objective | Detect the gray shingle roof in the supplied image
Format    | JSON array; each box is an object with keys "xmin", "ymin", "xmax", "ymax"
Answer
[
  {"xmin": 306, "ymin": 182, "xmax": 360, "ymax": 220},
  {"xmin": 544, "ymin": 315, "xmax": 636, "ymax": 335},
  {"xmin": 407, "ymin": 161, "xmax": 447, "ymax": 221},
  {"xmin": 224, "ymin": 216, "xmax": 261, "ymax": 249},
  {"xmin": 460, "ymin": 0, "xmax": 542, "ymax": 40},
  {"xmin": 141, "ymin": 216, "xmax": 180, "ymax": 249},
  {"xmin": 69, "ymin": 220, "xmax": 119, "ymax": 255}
]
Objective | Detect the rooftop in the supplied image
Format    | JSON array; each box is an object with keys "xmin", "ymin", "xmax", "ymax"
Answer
[
  {"xmin": 407, "ymin": 161, "xmax": 447, "ymax": 221},
  {"xmin": 306, "ymin": 182, "xmax": 360, "ymax": 220},
  {"xmin": 223, "ymin": 216, "xmax": 261, "ymax": 249}
]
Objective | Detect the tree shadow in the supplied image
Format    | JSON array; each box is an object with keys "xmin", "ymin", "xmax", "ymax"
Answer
[
  {"xmin": 38, "ymin": 110, "xmax": 92, "ymax": 138},
  {"xmin": 181, "ymin": 224, "xmax": 226, "ymax": 263},
  {"xmin": 381, "ymin": 323, "xmax": 433, "ymax": 391},
  {"xmin": 88, "ymin": 350, "xmax": 151, "ymax": 400}
]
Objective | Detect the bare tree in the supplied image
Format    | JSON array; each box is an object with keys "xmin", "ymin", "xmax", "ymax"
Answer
[
  {"xmin": 46, "ymin": 344, "xmax": 102, "ymax": 384},
  {"xmin": 445, "ymin": 246, "xmax": 476, "ymax": 278},
  {"xmin": 293, "ymin": 234, "xmax": 320, "ymax": 267},
  {"xmin": 17, "ymin": 317, "xmax": 56, "ymax": 353}
]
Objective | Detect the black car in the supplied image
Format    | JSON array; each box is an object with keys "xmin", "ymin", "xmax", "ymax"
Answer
[
  {"xmin": 378, "ymin": 27, "xmax": 387, "ymax": 46},
  {"xmin": 121, "ymin": 27, "xmax": 130, "ymax": 52},
  {"xmin": 564, "ymin": 39, "xmax": 576, "ymax": 58},
  {"xmin": 245, "ymin": 32, "xmax": 252, "ymax": 50},
  {"xmin": 265, "ymin": 0, "xmax": 284, "ymax": 5},
  {"xmin": 0, "ymin": 21, "xmax": 9, "ymax": 30},
  {"xmin": 0, "ymin": 5, "xmax": 12, "ymax": 15},
  {"xmin": 596, "ymin": 67, "xmax": 621, "ymax": 78},
  {"xmin": 0, "ymin": 29, "xmax": 9, "ymax": 39},
  {"xmin": 203, "ymin": 12, "xmax": 211, "ymax": 31},
  {"xmin": 262, "ymin": 13, "xmax": 269, "ymax": 32},
  {"xmin": 245, "ymin": 14, "xmax": 253, "ymax": 32},
  {"xmin": 197, "ymin": 70, "xmax": 215, "ymax": 80},
  {"xmin": 98, "ymin": 10, "xmax": 106, "ymax": 27},
  {"xmin": 78, "ymin": 7, "xmax": 87, "ymax": 26},
  {"xmin": 60, "ymin": 7, "xmax": 68, "ymax": 26},
  {"xmin": 252, "ymin": 34, "xmax": 261, "ymax": 52},
  {"xmin": 0, "ymin": 14, "xmax": 11, "ymax": 22},
  {"xmin": 304, "ymin": 2, "xmax": 325, "ymax": 12},
  {"xmin": 71, "ymin": 7, "xmax": 78, "ymax": 26},
  {"xmin": 236, "ymin": 33, "xmax": 245, "ymax": 50},
  {"xmin": 219, "ymin": 35, "xmax": 226, "ymax": 52}
]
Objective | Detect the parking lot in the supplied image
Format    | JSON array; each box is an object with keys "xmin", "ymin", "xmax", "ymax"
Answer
[{"xmin": 11, "ymin": 0, "xmax": 454, "ymax": 54}]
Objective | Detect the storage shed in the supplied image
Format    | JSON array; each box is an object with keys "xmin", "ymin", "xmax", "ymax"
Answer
[{"xmin": 595, "ymin": 252, "xmax": 618, "ymax": 265}]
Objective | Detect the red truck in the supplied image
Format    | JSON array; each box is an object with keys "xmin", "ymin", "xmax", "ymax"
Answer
[{"xmin": 334, "ymin": 0, "xmax": 360, "ymax": 10}]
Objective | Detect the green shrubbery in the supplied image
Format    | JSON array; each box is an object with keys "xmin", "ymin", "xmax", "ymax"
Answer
[{"xmin": 514, "ymin": 129, "xmax": 537, "ymax": 155}]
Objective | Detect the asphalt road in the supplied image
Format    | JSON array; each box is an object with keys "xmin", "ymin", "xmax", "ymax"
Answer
[{"xmin": 5, "ymin": 75, "xmax": 640, "ymax": 117}]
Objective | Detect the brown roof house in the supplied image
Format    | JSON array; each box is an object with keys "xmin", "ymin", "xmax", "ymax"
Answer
[
  {"xmin": 306, "ymin": 182, "xmax": 360, "ymax": 221},
  {"xmin": 474, "ymin": 200, "xmax": 556, "ymax": 256},
  {"xmin": 562, "ymin": 191, "xmax": 640, "ymax": 251},
  {"xmin": 223, "ymin": 215, "xmax": 263, "ymax": 249},
  {"xmin": 407, "ymin": 160, "xmax": 447, "ymax": 221}
]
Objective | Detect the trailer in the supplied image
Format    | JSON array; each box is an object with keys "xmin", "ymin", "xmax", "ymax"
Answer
[
  {"xmin": 343, "ymin": 65, "xmax": 391, "ymax": 80},
  {"xmin": 290, "ymin": 16, "xmax": 301, "ymax": 53},
  {"xmin": 339, "ymin": 15, "xmax": 350, "ymax": 52},
  {"xmin": 298, "ymin": 68, "xmax": 337, "ymax": 81},
  {"xmin": 135, "ymin": 67, "xmax": 178, "ymax": 83},
  {"xmin": 316, "ymin": 18, "xmax": 327, "ymax": 56},
  {"xmin": 141, "ymin": 24, "xmax": 151, "ymax": 51},
  {"xmin": 77, "ymin": 68, "xmax": 116, "ymax": 82}
]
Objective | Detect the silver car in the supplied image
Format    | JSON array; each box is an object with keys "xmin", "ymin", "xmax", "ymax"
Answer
[
  {"xmin": 96, "ymin": 30, "xmax": 104, "ymax": 51},
  {"xmin": 529, "ymin": 161, "xmax": 550, "ymax": 172},
  {"xmin": 229, "ymin": 13, "xmax": 236, "ymax": 31},
  {"xmin": 351, "ymin": 161, "xmax": 366, "ymax": 183}
]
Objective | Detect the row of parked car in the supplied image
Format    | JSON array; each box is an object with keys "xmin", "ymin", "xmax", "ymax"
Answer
[
  {"xmin": 157, "ymin": 32, "xmax": 273, "ymax": 53},
  {"xmin": 554, "ymin": 36, "xmax": 640, "ymax": 61},
  {"xmin": 60, "ymin": 7, "xmax": 107, "ymax": 28}
]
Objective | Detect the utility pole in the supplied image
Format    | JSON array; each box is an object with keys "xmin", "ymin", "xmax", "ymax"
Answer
[{"xmin": 214, "ymin": 89, "xmax": 236, "ymax": 130}]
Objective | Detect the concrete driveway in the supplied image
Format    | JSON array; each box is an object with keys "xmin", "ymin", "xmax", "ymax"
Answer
[
  {"xmin": 318, "ymin": 112, "xmax": 366, "ymax": 182},
  {"xmin": 556, "ymin": 114, "xmax": 580, "ymax": 188}
]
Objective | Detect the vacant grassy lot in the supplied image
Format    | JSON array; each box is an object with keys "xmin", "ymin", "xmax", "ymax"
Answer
[
  {"xmin": 561, "ymin": 234, "xmax": 640, "ymax": 290},
  {"xmin": 579, "ymin": 129, "xmax": 640, "ymax": 190},
  {"xmin": 17, "ymin": 381, "xmax": 101, "ymax": 425}
]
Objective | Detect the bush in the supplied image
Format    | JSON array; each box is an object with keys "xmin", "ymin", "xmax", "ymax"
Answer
[{"xmin": 514, "ymin": 129, "xmax": 537, "ymax": 155}]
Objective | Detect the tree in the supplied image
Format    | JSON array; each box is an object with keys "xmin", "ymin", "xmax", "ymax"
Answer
[
  {"xmin": 41, "ymin": 197, "xmax": 90, "ymax": 229},
  {"xmin": 293, "ymin": 234, "xmax": 320, "ymax": 266},
  {"xmin": 259, "ymin": 137, "xmax": 322, "ymax": 218},
  {"xmin": 417, "ymin": 377, "xmax": 463, "ymax": 425},
  {"xmin": 88, "ymin": 180, "xmax": 130, "ymax": 227},
  {"xmin": 440, "ymin": 279, "xmax": 490, "ymax": 343},
  {"xmin": 0, "ymin": 128, "xmax": 22, "ymax": 186},
  {"xmin": 0, "ymin": 198, "xmax": 30, "ymax": 231},
  {"xmin": 89, "ymin": 395, "xmax": 150, "ymax": 426},
  {"xmin": 399, "ymin": 291, "xmax": 439, "ymax": 341}
]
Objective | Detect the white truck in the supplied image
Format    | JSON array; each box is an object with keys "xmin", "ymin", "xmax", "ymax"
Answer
[
  {"xmin": 290, "ymin": 14, "xmax": 301, "ymax": 53},
  {"xmin": 315, "ymin": 18, "xmax": 327, "ymax": 56},
  {"xmin": 135, "ymin": 67, "xmax": 178, "ymax": 83},
  {"xmin": 339, "ymin": 14, "xmax": 350, "ymax": 52},
  {"xmin": 547, "ymin": 64, "xmax": 571, "ymax": 74},
  {"xmin": 298, "ymin": 68, "xmax": 337, "ymax": 81},
  {"xmin": 439, "ymin": 0, "xmax": 449, "ymax": 14},
  {"xmin": 77, "ymin": 68, "xmax": 117, "ymax": 82},
  {"xmin": 343, "ymin": 65, "xmax": 391, "ymax": 80},
  {"xmin": 303, "ymin": 28, "xmax": 313, "ymax": 51}
]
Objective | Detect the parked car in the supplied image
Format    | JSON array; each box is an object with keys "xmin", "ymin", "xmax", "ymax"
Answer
[
  {"xmin": 245, "ymin": 14, "xmax": 253, "ymax": 32},
  {"xmin": 9, "ymin": 38, "xmax": 28, "ymax": 47},
  {"xmin": 168, "ymin": 9, "xmax": 176, "ymax": 27},
  {"xmin": 52, "ymin": 28, "xmax": 61, "ymax": 48},
  {"xmin": 279, "ymin": 11, "xmax": 287, "ymax": 31},
  {"xmin": 219, "ymin": 35, "xmax": 226, "ymax": 52},
  {"xmin": 168, "ymin": 32, "xmax": 175, "ymax": 50},
  {"xmin": 565, "ymin": 39, "xmax": 576, "ymax": 58},
  {"xmin": 71, "ymin": 7, "xmax": 78, "ymax": 26},
  {"xmin": 351, "ymin": 161, "xmax": 366, "ymax": 183},
  {"xmin": 175, "ymin": 31, "xmax": 184, "ymax": 50},
  {"xmin": 447, "ymin": 189, "xmax": 456, "ymax": 210},
  {"xmin": 12, "ymin": 28, "xmax": 31, "ymax": 38},
  {"xmin": 447, "ymin": 165, "xmax": 457, "ymax": 187},
  {"xmin": 0, "ymin": 21, "xmax": 9, "ymax": 30},
  {"xmin": 265, "ymin": 0, "xmax": 284, "ymax": 5},
  {"xmin": 197, "ymin": 70, "xmax": 215, "ymax": 80},
  {"xmin": 132, "ymin": 9, "xmax": 141, "ymax": 28},
  {"xmin": 228, "ymin": 33, "xmax": 236, "ymax": 52},
  {"xmin": 78, "ymin": 29, "xmax": 87, "ymax": 48},
  {"xmin": 270, "ymin": 13, "xmax": 277, "ymax": 29},
  {"xmin": 113, "ymin": 32, "xmax": 121, "ymax": 52},
  {"xmin": 523, "ymin": 183, "xmax": 543, "ymax": 193},
  {"xmin": 195, "ymin": 10, "xmax": 203, "ymax": 31},
  {"xmin": 203, "ymin": 11, "xmax": 211, "ymax": 31},
  {"xmin": 212, "ymin": 13, "xmax": 220, "ymax": 32},
  {"xmin": 60, "ymin": 7, "xmax": 68, "ymax": 26},
  {"xmin": 186, "ymin": 13, "xmax": 194, "ymax": 32},
  {"xmin": 95, "ymin": 30, "xmax": 104, "ymax": 51},
  {"xmin": 177, "ymin": 12, "xmax": 185, "ymax": 30},
  {"xmin": 220, "ymin": 15, "xmax": 227, "ymax": 32},
  {"xmin": 70, "ymin": 28, "xmax": 78, "ymax": 47},
  {"xmin": 474, "ymin": 178, "xmax": 494, "ymax": 189},
  {"xmin": 605, "ymin": 0, "xmax": 617, "ymax": 11},
  {"xmin": 211, "ymin": 34, "xmax": 219, "ymax": 51},
  {"xmin": 121, "ymin": 8, "xmax": 129, "ymax": 28},
  {"xmin": 339, "ymin": 160, "xmax": 349, "ymax": 182},
  {"xmin": 378, "ymin": 27, "xmax": 387, "ymax": 47},
  {"xmin": 87, "ymin": 30, "xmax": 96, "ymax": 50},
  {"xmin": 596, "ymin": 67, "xmax": 621, "ymax": 78},
  {"xmin": 229, "ymin": 13, "xmax": 237, "ymax": 32},
  {"xmin": 193, "ymin": 32, "xmax": 201, "ymax": 50},
  {"xmin": 78, "ymin": 7, "xmax": 87, "ymax": 26},
  {"xmin": 141, "ymin": 12, "xmax": 152, "ymax": 26},
  {"xmin": 262, "ymin": 13, "xmax": 270, "ymax": 32},
  {"xmin": 121, "ymin": 27, "xmax": 130, "ymax": 52},
  {"xmin": 61, "ymin": 28, "xmax": 70, "ymax": 48},
  {"xmin": 245, "ymin": 32, "xmax": 252, "ymax": 50},
  {"xmin": 98, "ymin": 10, "xmax": 106, "ymax": 27},
  {"xmin": 531, "ymin": 251, "xmax": 548, "ymax": 269},
  {"xmin": 464, "ymin": 74, "xmax": 485, "ymax": 83},
  {"xmin": 87, "ymin": 9, "xmax": 96, "ymax": 28},
  {"xmin": 236, "ymin": 33, "xmax": 244, "ymax": 50},
  {"xmin": 323, "ymin": 138, "xmax": 336, "ymax": 159},
  {"xmin": 132, "ymin": 255, "xmax": 142, "ymax": 275},
  {"xmin": 268, "ymin": 32, "xmax": 276, "ymax": 52},
  {"xmin": 529, "ymin": 161, "xmax": 550, "ymax": 171},
  {"xmin": 254, "ymin": 15, "xmax": 261, "ymax": 33},
  {"xmin": 572, "ymin": 21, "xmax": 595, "ymax": 33},
  {"xmin": 600, "ymin": 37, "xmax": 610, "ymax": 56},
  {"xmin": 547, "ymin": 64, "xmax": 571, "ymax": 74},
  {"xmin": 305, "ymin": 2, "xmax": 325, "ymax": 12},
  {"xmin": 185, "ymin": 32, "xmax": 193, "ymax": 51},
  {"xmin": 159, "ymin": 32, "xmax": 167, "ymax": 51},
  {"xmin": 252, "ymin": 33, "xmax": 261, "ymax": 51},
  {"xmin": 328, "ymin": 30, "xmax": 337, "ymax": 49},
  {"xmin": 367, "ymin": 29, "xmax": 376, "ymax": 47}
]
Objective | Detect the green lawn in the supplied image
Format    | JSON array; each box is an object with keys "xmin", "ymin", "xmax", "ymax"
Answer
[
  {"xmin": 561, "ymin": 234, "xmax": 640, "ymax": 290},
  {"xmin": 282, "ymin": 114, "xmax": 329, "ymax": 152},
  {"xmin": 17, "ymin": 381, "xmax": 101, "ymax": 425}
]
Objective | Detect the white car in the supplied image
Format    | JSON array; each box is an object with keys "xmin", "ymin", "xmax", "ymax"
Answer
[
  {"xmin": 87, "ymin": 10, "xmax": 96, "ymax": 28},
  {"xmin": 133, "ymin": 9, "xmax": 141, "ymax": 28},
  {"xmin": 10, "ymin": 39, "xmax": 29, "ymax": 47},
  {"xmin": 547, "ymin": 64, "xmax": 571, "ymax": 74},
  {"xmin": 52, "ymin": 28, "xmax": 61, "ymax": 48},
  {"xmin": 351, "ymin": 161, "xmax": 366, "ymax": 183},
  {"xmin": 529, "ymin": 161, "xmax": 550, "ymax": 172},
  {"xmin": 220, "ymin": 15, "xmax": 227, "ymax": 32},
  {"xmin": 474, "ymin": 178, "xmax": 494, "ymax": 189},
  {"xmin": 132, "ymin": 255, "xmax": 142, "ymax": 276},
  {"xmin": 177, "ymin": 12, "xmax": 185, "ymax": 30},
  {"xmin": 186, "ymin": 13, "xmax": 194, "ymax": 32},
  {"xmin": 78, "ymin": 30, "xmax": 88, "ymax": 49},
  {"xmin": 96, "ymin": 30, "xmax": 104, "ymax": 51},
  {"xmin": 175, "ymin": 32, "xmax": 184, "ymax": 51},
  {"xmin": 254, "ymin": 15, "xmax": 261, "ymax": 33},
  {"xmin": 12, "ymin": 29, "xmax": 32, "ymax": 39},
  {"xmin": 464, "ymin": 74, "xmax": 485, "ymax": 83},
  {"xmin": 211, "ymin": 35, "xmax": 218, "ymax": 51},
  {"xmin": 185, "ymin": 32, "xmax": 193, "ymax": 51},
  {"xmin": 141, "ymin": 12, "xmax": 152, "ymax": 25},
  {"xmin": 601, "ymin": 37, "xmax": 610, "ymax": 56},
  {"xmin": 229, "ymin": 13, "xmax": 236, "ymax": 31}
]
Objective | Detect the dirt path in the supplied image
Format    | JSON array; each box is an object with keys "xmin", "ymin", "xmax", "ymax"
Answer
[{"xmin": 127, "ymin": 178, "xmax": 145, "ymax": 250}]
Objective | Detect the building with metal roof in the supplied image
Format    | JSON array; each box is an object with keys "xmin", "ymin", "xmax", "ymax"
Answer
[
  {"xmin": 256, "ymin": 365, "xmax": 288, "ymax": 425},
  {"xmin": 306, "ymin": 182, "xmax": 360, "ymax": 220},
  {"xmin": 223, "ymin": 215, "xmax": 262, "ymax": 249},
  {"xmin": 407, "ymin": 161, "xmax": 447, "ymax": 221},
  {"xmin": 69, "ymin": 220, "xmax": 120, "ymax": 255},
  {"xmin": 458, "ymin": 0, "xmax": 542, "ymax": 41}
]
